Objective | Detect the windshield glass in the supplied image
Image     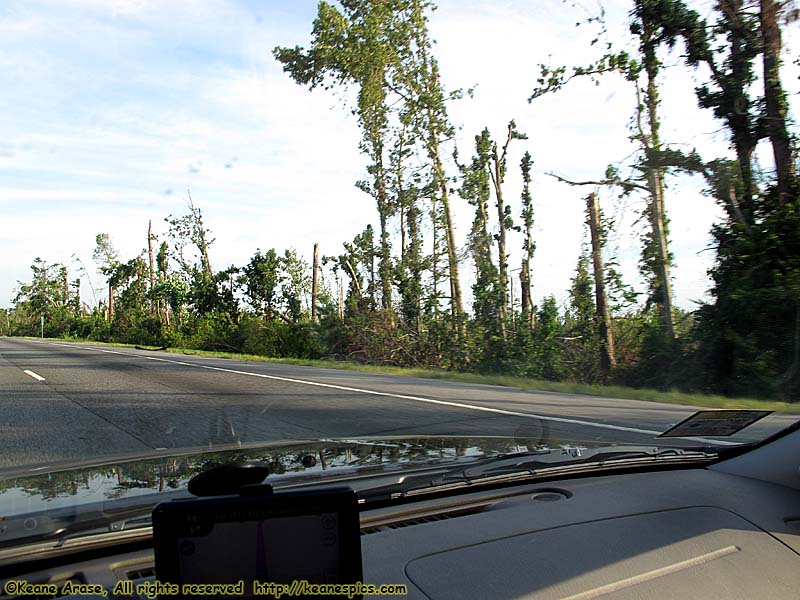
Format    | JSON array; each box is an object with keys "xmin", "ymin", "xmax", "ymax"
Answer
[{"xmin": 1, "ymin": 0, "xmax": 800, "ymax": 540}]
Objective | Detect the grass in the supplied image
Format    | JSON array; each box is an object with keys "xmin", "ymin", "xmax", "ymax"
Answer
[{"xmin": 24, "ymin": 335, "xmax": 800, "ymax": 414}]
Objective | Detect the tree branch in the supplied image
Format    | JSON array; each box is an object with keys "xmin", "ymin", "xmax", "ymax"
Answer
[{"xmin": 546, "ymin": 172, "xmax": 650, "ymax": 193}]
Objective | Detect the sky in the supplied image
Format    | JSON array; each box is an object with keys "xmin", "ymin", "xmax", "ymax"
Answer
[{"xmin": 1, "ymin": 0, "xmax": 798, "ymax": 313}]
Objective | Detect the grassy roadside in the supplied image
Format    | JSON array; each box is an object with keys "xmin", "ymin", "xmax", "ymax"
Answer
[{"xmin": 19, "ymin": 336, "xmax": 800, "ymax": 414}]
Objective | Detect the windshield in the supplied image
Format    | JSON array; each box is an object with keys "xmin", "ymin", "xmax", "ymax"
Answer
[{"xmin": 1, "ymin": 0, "xmax": 800, "ymax": 542}]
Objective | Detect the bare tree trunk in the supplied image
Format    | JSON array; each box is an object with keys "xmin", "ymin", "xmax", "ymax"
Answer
[
  {"xmin": 395, "ymin": 128, "xmax": 406, "ymax": 261},
  {"xmin": 375, "ymin": 155, "xmax": 393, "ymax": 311},
  {"xmin": 312, "ymin": 243, "xmax": 319, "ymax": 323},
  {"xmin": 760, "ymin": 0, "xmax": 796, "ymax": 205},
  {"xmin": 587, "ymin": 193, "xmax": 616, "ymax": 374},
  {"xmin": 399, "ymin": 196, "xmax": 406, "ymax": 261},
  {"xmin": 649, "ymin": 167, "xmax": 675, "ymax": 338},
  {"xmin": 74, "ymin": 279, "xmax": 80, "ymax": 316},
  {"xmin": 509, "ymin": 275, "xmax": 515, "ymax": 329},
  {"xmin": 489, "ymin": 121, "xmax": 514, "ymax": 340},
  {"xmin": 431, "ymin": 131, "xmax": 464, "ymax": 328},
  {"xmin": 637, "ymin": 17, "xmax": 676, "ymax": 340},
  {"xmin": 431, "ymin": 196, "xmax": 439, "ymax": 313},
  {"xmin": 338, "ymin": 278, "xmax": 345, "ymax": 320},
  {"xmin": 147, "ymin": 220, "xmax": 156, "ymax": 315},
  {"xmin": 492, "ymin": 156, "xmax": 508, "ymax": 342},
  {"xmin": 520, "ymin": 260, "xmax": 533, "ymax": 329},
  {"xmin": 725, "ymin": 0, "xmax": 756, "ymax": 219},
  {"xmin": 490, "ymin": 122, "xmax": 523, "ymax": 341},
  {"xmin": 108, "ymin": 283, "xmax": 114, "ymax": 322}
]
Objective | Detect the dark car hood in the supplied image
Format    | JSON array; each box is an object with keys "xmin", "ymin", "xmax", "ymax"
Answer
[{"xmin": 0, "ymin": 435, "xmax": 567, "ymax": 518}]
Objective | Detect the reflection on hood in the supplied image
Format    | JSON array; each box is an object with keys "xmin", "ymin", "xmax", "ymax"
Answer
[{"xmin": 0, "ymin": 435, "xmax": 571, "ymax": 515}]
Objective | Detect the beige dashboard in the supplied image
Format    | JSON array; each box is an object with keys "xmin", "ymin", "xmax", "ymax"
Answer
[{"xmin": 2, "ymin": 467, "xmax": 799, "ymax": 599}]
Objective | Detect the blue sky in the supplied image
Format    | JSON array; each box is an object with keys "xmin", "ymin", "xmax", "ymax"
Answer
[{"xmin": 1, "ymin": 0, "xmax": 798, "ymax": 312}]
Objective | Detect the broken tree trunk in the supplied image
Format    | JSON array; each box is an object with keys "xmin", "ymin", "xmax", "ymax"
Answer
[
  {"xmin": 587, "ymin": 192, "xmax": 617, "ymax": 375},
  {"xmin": 312, "ymin": 243, "xmax": 319, "ymax": 323}
]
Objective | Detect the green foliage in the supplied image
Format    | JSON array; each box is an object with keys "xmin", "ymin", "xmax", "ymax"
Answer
[
  {"xmin": 459, "ymin": 127, "xmax": 503, "ymax": 368},
  {"xmin": 532, "ymin": 296, "xmax": 565, "ymax": 381},
  {"xmin": 241, "ymin": 249, "xmax": 282, "ymax": 318},
  {"xmin": 563, "ymin": 253, "xmax": 601, "ymax": 383},
  {"xmin": 695, "ymin": 197, "xmax": 800, "ymax": 400}
]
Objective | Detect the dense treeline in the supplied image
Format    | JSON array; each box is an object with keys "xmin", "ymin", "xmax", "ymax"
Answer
[{"xmin": 4, "ymin": 0, "xmax": 799, "ymax": 401}]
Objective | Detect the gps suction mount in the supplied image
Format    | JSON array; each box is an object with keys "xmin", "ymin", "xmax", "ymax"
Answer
[{"xmin": 187, "ymin": 462, "xmax": 273, "ymax": 497}]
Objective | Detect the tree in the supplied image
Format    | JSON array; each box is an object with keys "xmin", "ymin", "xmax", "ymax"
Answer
[
  {"xmin": 93, "ymin": 233, "xmax": 120, "ymax": 321},
  {"xmin": 519, "ymin": 151, "xmax": 535, "ymax": 329},
  {"xmin": 165, "ymin": 196, "xmax": 219, "ymax": 316},
  {"xmin": 281, "ymin": 249, "xmax": 312, "ymax": 323},
  {"xmin": 564, "ymin": 250, "xmax": 601, "ymax": 382},
  {"xmin": 489, "ymin": 120, "xmax": 527, "ymax": 341},
  {"xmin": 274, "ymin": 0, "xmax": 396, "ymax": 313},
  {"xmin": 92, "ymin": 233, "xmax": 119, "ymax": 277},
  {"xmin": 393, "ymin": 118, "xmax": 427, "ymax": 332},
  {"xmin": 533, "ymin": 296, "xmax": 564, "ymax": 380},
  {"xmin": 587, "ymin": 192, "xmax": 617, "ymax": 375},
  {"xmin": 165, "ymin": 195, "xmax": 215, "ymax": 278},
  {"xmin": 274, "ymin": 0, "xmax": 464, "ymax": 330},
  {"xmin": 459, "ymin": 128, "xmax": 503, "ymax": 367},
  {"xmin": 155, "ymin": 241, "xmax": 172, "ymax": 326},
  {"xmin": 147, "ymin": 220, "xmax": 156, "ymax": 314},
  {"xmin": 759, "ymin": 0, "xmax": 797, "ymax": 205},
  {"xmin": 395, "ymin": 0, "xmax": 465, "ymax": 329},
  {"xmin": 657, "ymin": 0, "xmax": 763, "ymax": 220},
  {"xmin": 654, "ymin": 0, "xmax": 800, "ymax": 398},
  {"xmin": 241, "ymin": 249, "xmax": 283, "ymax": 319},
  {"xmin": 13, "ymin": 258, "xmax": 76, "ymax": 335},
  {"xmin": 531, "ymin": 1, "xmax": 678, "ymax": 339}
]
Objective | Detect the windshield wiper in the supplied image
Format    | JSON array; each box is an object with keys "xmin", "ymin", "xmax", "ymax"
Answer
[
  {"xmin": 361, "ymin": 446, "xmax": 718, "ymax": 500},
  {"xmin": 447, "ymin": 445, "xmax": 713, "ymax": 478}
]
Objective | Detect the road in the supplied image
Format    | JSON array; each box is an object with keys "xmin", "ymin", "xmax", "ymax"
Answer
[{"xmin": 0, "ymin": 337, "xmax": 796, "ymax": 470}]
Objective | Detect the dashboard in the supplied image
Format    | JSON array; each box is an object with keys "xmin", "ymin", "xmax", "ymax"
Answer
[{"xmin": 2, "ymin": 461, "xmax": 799, "ymax": 599}]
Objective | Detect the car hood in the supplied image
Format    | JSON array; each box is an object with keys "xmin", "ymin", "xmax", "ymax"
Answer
[{"xmin": 0, "ymin": 435, "xmax": 570, "ymax": 518}]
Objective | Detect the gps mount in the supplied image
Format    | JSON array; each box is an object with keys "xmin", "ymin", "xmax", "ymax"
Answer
[{"xmin": 187, "ymin": 462, "xmax": 273, "ymax": 497}]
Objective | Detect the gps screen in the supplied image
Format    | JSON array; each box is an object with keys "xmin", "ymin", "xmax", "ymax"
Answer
[
  {"xmin": 176, "ymin": 513, "xmax": 342, "ymax": 585},
  {"xmin": 152, "ymin": 488, "xmax": 363, "ymax": 599}
]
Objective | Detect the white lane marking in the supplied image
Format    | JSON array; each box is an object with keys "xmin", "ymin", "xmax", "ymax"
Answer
[
  {"xmin": 23, "ymin": 369, "xmax": 46, "ymax": 382},
  {"xmin": 76, "ymin": 347, "xmax": 737, "ymax": 446}
]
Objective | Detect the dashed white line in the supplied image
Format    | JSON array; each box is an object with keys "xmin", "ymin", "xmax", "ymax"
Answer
[{"xmin": 23, "ymin": 369, "xmax": 46, "ymax": 382}]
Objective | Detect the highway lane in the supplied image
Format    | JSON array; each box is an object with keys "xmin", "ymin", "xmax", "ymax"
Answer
[{"xmin": 0, "ymin": 337, "xmax": 796, "ymax": 469}]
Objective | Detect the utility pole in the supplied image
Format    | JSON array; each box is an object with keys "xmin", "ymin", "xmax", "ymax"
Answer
[
  {"xmin": 587, "ymin": 192, "xmax": 617, "ymax": 375},
  {"xmin": 312, "ymin": 243, "xmax": 319, "ymax": 323}
]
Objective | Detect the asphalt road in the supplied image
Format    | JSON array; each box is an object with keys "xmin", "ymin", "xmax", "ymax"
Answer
[{"xmin": 0, "ymin": 337, "xmax": 796, "ymax": 469}]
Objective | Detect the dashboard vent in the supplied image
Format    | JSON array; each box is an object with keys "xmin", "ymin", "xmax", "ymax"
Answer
[
  {"xmin": 361, "ymin": 505, "xmax": 487, "ymax": 535},
  {"xmin": 125, "ymin": 566, "xmax": 156, "ymax": 581}
]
